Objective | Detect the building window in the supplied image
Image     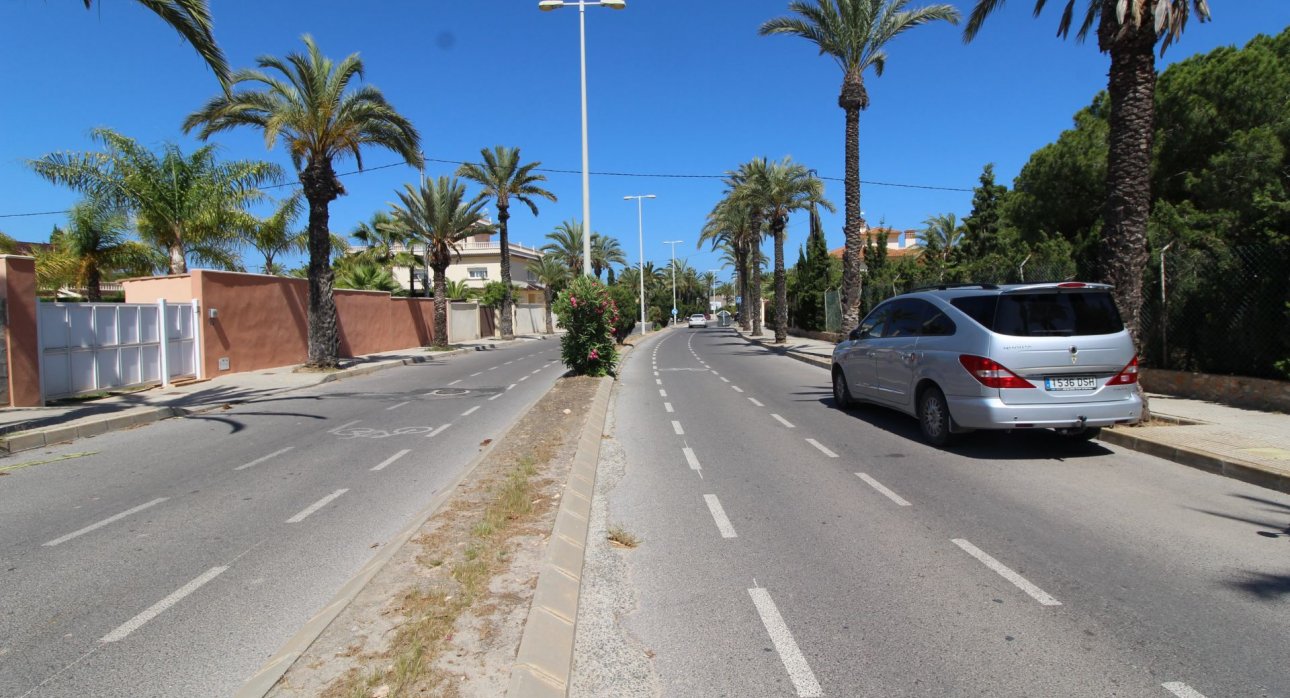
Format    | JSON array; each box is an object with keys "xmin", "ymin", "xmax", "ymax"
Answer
[
  {"xmin": 468, "ymin": 267, "xmax": 488, "ymax": 280},
  {"xmin": 411, "ymin": 270, "xmax": 427, "ymax": 283}
]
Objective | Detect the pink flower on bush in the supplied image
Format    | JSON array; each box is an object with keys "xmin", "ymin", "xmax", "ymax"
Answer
[{"xmin": 588, "ymin": 349, "xmax": 599, "ymax": 360}]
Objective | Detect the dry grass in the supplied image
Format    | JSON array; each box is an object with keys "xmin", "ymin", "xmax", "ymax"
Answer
[{"xmin": 606, "ymin": 524, "xmax": 641, "ymax": 549}]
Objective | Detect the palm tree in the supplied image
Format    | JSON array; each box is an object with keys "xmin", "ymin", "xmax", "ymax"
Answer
[
  {"xmin": 184, "ymin": 34, "xmax": 423, "ymax": 368},
  {"xmin": 591, "ymin": 233, "xmax": 628, "ymax": 282},
  {"xmin": 701, "ymin": 199, "xmax": 758, "ymax": 330},
  {"xmin": 442, "ymin": 278, "xmax": 474, "ymax": 301},
  {"xmin": 724, "ymin": 158, "xmax": 774, "ymax": 336},
  {"xmin": 919, "ymin": 212, "xmax": 962, "ymax": 281},
  {"xmin": 964, "ymin": 0, "xmax": 1209, "ymax": 341},
  {"xmin": 754, "ymin": 158, "xmax": 834, "ymax": 342},
  {"xmin": 335, "ymin": 263, "xmax": 401, "ymax": 293},
  {"xmin": 29, "ymin": 128, "xmax": 279, "ymax": 274},
  {"xmin": 543, "ymin": 220, "xmax": 585, "ymax": 275},
  {"xmin": 38, "ymin": 199, "xmax": 160, "ymax": 300},
  {"xmin": 79, "ymin": 1, "xmax": 229, "ymax": 85},
  {"xmin": 457, "ymin": 146, "xmax": 557, "ymax": 339},
  {"xmin": 387, "ymin": 177, "xmax": 487, "ymax": 349},
  {"xmin": 762, "ymin": 0, "xmax": 959, "ymax": 331},
  {"xmin": 529, "ymin": 255, "xmax": 570, "ymax": 334},
  {"xmin": 350, "ymin": 211, "xmax": 421, "ymax": 295},
  {"xmin": 237, "ymin": 194, "xmax": 306, "ymax": 274}
]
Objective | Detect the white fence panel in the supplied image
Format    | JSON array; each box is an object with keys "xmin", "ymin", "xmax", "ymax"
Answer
[
  {"xmin": 514, "ymin": 303, "xmax": 545, "ymax": 335},
  {"xmin": 448, "ymin": 302, "xmax": 480, "ymax": 344},
  {"xmin": 39, "ymin": 301, "xmax": 199, "ymax": 401}
]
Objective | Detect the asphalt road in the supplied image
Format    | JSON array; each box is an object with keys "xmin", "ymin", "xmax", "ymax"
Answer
[
  {"xmin": 602, "ymin": 327, "xmax": 1290, "ymax": 697},
  {"xmin": 0, "ymin": 338, "xmax": 563, "ymax": 698}
]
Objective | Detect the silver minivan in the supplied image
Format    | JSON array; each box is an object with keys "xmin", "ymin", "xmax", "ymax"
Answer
[{"xmin": 831, "ymin": 283, "xmax": 1142, "ymax": 446}]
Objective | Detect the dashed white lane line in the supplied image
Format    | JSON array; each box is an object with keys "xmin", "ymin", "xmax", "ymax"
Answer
[
  {"xmin": 659, "ymin": 389, "xmax": 667, "ymax": 397},
  {"xmin": 951, "ymin": 539, "xmax": 1061, "ymax": 606},
  {"xmin": 386, "ymin": 401, "xmax": 410, "ymax": 411},
  {"xmin": 671, "ymin": 421, "xmax": 684, "ymax": 435},
  {"xmin": 703, "ymin": 495, "xmax": 737, "ymax": 538},
  {"xmin": 720, "ymin": 377, "xmax": 730, "ymax": 383},
  {"xmin": 287, "ymin": 489, "xmax": 349, "ymax": 524},
  {"xmin": 520, "ymin": 375, "xmax": 530, "ymax": 382},
  {"xmin": 653, "ymin": 371, "xmax": 659, "ymax": 377},
  {"xmin": 461, "ymin": 406, "xmax": 481, "ymax": 416},
  {"xmin": 664, "ymin": 402, "xmax": 674, "ymax": 413},
  {"xmin": 427, "ymin": 424, "xmax": 451, "ymax": 438},
  {"xmin": 531, "ymin": 369, "xmax": 541, "ymax": 375},
  {"xmin": 101, "ymin": 566, "xmax": 228, "ymax": 643},
  {"xmin": 655, "ymin": 379, "xmax": 662, "ymax": 385},
  {"xmin": 507, "ymin": 383, "xmax": 517, "ymax": 391},
  {"xmin": 805, "ymin": 439, "xmax": 838, "ymax": 458},
  {"xmin": 856, "ymin": 473, "xmax": 911, "ymax": 506},
  {"xmin": 489, "ymin": 393, "xmax": 503, "ymax": 401},
  {"xmin": 710, "ymin": 370, "xmax": 720, "ymax": 376},
  {"xmin": 1162, "ymin": 682, "xmax": 1209, "ymax": 698},
  {"xmin": 771, "ymin": 414, "xmax": 795, "ymax": 429},
  {"xmin": 470, "ymin": 372, "xmax": 482, "ymax": 377},
  {"xmin": 504, "ymin": 360, "xmax": 514, "ymax": 365},
  {"xmin": 748, "ymin": 587, "xmax": 823, "ymax": 697},
  {"xmin": 488, "ymin": 366, "xmax": 498, "ymax": 371},
  {"xmin": 682, "ymin": 447, "xmax": 701, "ymax": 470},
  {"xmin": 235, "ymin": 446, "xmax": 294, "ymax": 471},
  {"xmin": 43, "ymin": 498, "xmax": 168, "ymax": 547},
  {"xmin": 371, "ymin": 449, "xmax": 411, "ymax": 472},
  {"xmin": 748, "ymin": 397, "xmax": 764, "ymax": 407},
  {"xmin": 448, "ymin": 379, "xmax": 462, "ymax": 386},
  {"xmin": 732, "ymin": 386, "xmax": 744, "ymax": 393}
]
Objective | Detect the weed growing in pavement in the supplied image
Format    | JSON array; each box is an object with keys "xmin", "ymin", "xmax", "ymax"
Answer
[{"xmin": 607, "ymin": 524, "xmax": 641, "ymax": 548}]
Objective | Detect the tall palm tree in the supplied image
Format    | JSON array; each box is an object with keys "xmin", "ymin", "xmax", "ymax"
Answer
[
  {"xmin": 724, "ymin": 158, "xmax": 774, "ymax": 336},
  {"xmin": 762, "ymin": 0, "xmax": 959, "ymax": 331},
  {"xmin": 334, "ymin": 263, "xmax": 400, "ymax": 293},
  {"xmin": 351, "ymin": 211, "xmax": 421, "ymax": 295},
  {"xmin": 184, "ymin": 35, "xmax": 423, "ymax": 368},
  {"xmin": 543, "ymin": 220, "xmax": 585, "ymax": 275},
  {"xmin": 529, "ymin": 255, "xmax": 570, "ymax": 335},
  {"xmin": 38, "ymin": 199, "xmax": 160, "ymax": 300},
  {"xmin": 457, "ymin": 146, "xmax": 557, "ymax": 339},
  {"xmin": 591, "ymin": 232, "xmax": 628, "ymax": 282},
  {"xmin": 80, "ymin": 1, "xmax": 229, "ymax": 86},
  {"xmin": 701, "ymin": 199, "xmax": 757, "ymax": 330},
  {"xmin": 919, "ymin": 212, "xmax": 962, "ymax": 281},
  {"xmin": 387, "ymin": 177, "xmax": 487, "ymax": 349},
  {"xmin": 237, "ymin": 193, "xmax": 306, "ymax": 274},
  {"xmin": 964, "ymin": 0, "xmax": 1210, "ymax": 341},
  {"xmin": 755, "ymin": 158, "xmax": 834, "ymax": 343},
  {"xmin": 29, "ymin": 128, "xmax": 279, "ymax": 274}
]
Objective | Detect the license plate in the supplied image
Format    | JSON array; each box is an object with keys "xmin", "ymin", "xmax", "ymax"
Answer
[{"xmin": 1045, "ymin": 376, "xmax": 1097, "ymax": 391}]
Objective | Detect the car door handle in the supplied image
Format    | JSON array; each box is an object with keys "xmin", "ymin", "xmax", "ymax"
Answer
[{"xmin": 902, "ymin": 352, "xmax": 917, "ymax": 363}]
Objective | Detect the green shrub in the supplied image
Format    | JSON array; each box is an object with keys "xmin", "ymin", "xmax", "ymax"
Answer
[
  {"xmin": 606, "ymin": 284, "xmax": 639, "ymax": 343},
  {"xmin": 553, "ymin": 276, "xmax": 619, "ymax": 376}
]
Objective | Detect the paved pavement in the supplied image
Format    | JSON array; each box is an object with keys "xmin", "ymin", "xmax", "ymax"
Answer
[
  {"xmin": 733, "ymin": 327, "xmax": 1290, "ymax": 495},
  {"xmin": 0, "ymin": 336, "xmax": 544, "ymax": 457}
]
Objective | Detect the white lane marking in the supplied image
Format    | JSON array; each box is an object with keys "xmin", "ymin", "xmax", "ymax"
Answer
[
  {"xmin": 856, "ymin": 473, "xmax": 911, "ymax": 506},
  {"xmin": 659, "ymin": 389, "xmax": 667, "ymax": 397},
  {"xmin": 805, "ymin": 439, "xmax": 838, "ymax": 458},
  {"xmin": 653, "ymin": 371, "xmax": 659, "ymax": 377},
  {"xmin": 711, "ymin": 370, "xmax": 720, "ymax": 376},
  {"xmin": 748, "ymin": 588, "xmax": 823, "ymax": 697},
  {"xmin": 531, "ymin": 369, "xmax": 541, "ymax": 375},
  {"xmin": 426, "ymin": 424, "xmax": 451, "ymax": 438},
  {"xmin": 507, "ymin": 383, "xmax": 517, "ymax": 391},
  {"xmin": 101, "ymin": 566, "xmax": 228, "ymax": 643},
  {"xmin": 771, "ymin": 414, "xmax": 795, "ymax": 429},
  {"xmin": 489, "ymin": 393, "xmax": 503, "ymax": 401},
  {"xmin": 703, "ymin": 495, "xmax": 737, "ymax": 538},
  {"xmin": 664, "ymin": 403, "xmax": 674, "ymax": 413},
  {"xmin": 470, "ymin": 372, "xmax": 482, "ymax": 377},
  {"xmin": 235, "ymin": 446, "xmax": 294, "ymax": 471},
  {"xmin": 1162, "ymin": 682, "xmax": 1209, "ymax": 698},
  {"xmin": 951, "ymin": 539, "xmax": 1061, "ymax": 606},
  {"xmin": 504, "ymin": 360, "xmax": 514, "ymax": 365},
  {"xmin": 748, "ymin": 398, "xmax": 764, "ymax": 407},
  {"xmin": 720, "ymin": 377, "xmax": 730, "ymax": 383},
  {"xmin": 448, "ymin": 379, "xmax": 462, "ymax": 386},
  {"xmin": 461, "ymin": 406, "xmax": 481, "ymax": 416},
  {"xmin": 655, "ymin": 378, "xmax": 662, "ymax": 385},
  {"xmin": 386, "ymin": 401, "xmax": 410, "ymax": 411},
  {"xmin": 488, "ymin": 366, "xmax": 497, "ymax": 371},
  {"xmin": 327, "ymin": 420, "xmax": 360, "ymax": 434},
  {"xmin": 732, "ymin": 386, "xmax": 744, "ymax": 393},
  {"xmin": 671, "ymin": 421, "xmax": 684, "ymax": 435},
  {"xmin": 371, "ymin": 449, "xmax": 411, "ymax": 472},
  {"xmin": 519, "ymin": 375, "xmax": 530, "ymax": 382},
  {"xmin": 287, "ymin": 489, "xmax": 350, "ymax": 524},
  {"xmin": 682, "ymin": 447, "xmax": 701, "ymax": 470},
  {"xmin": 43, "ymin": 498, "xmax": 168, "ymax": 547}
]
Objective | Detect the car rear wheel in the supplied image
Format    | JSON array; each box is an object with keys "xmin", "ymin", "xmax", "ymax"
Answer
[
  {"xmin": 918, "ymin": 386, "xmax": 958, "ymax": 447},
  {"xmin": 832, "ymin": 368, "xmax": 854, "ymax": 409}
]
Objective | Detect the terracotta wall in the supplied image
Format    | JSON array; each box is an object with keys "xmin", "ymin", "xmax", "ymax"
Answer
[
  {"xmin": 124, "ymin": 270, "xmax": 439, "ymax": 377},
  {"xmin": 1141, "ymin": 368, "xmax": 1290, "ymax": 413},
  {"xmin": 0, "ymin": 256, "xmax": 40, "ymax": 406}
]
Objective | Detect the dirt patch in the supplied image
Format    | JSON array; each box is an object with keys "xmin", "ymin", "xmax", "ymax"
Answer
[{"xmin": 267, "ymin": 375, "xmax": 602, "ymax": 698}]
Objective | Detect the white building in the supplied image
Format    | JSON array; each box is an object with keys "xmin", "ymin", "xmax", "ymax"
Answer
[{"xmin": 379, "ymin": 232, "xmax": 548, "ymax": 304}]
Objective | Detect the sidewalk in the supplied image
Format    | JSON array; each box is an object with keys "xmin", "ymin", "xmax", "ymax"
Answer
[
  {"xmin": 731, "ymin": 326, "xmax": 1290, "ymax": 495},
  {"xmin": 0, "ymin": 335, "xmax": 549, "ymax": 457}
]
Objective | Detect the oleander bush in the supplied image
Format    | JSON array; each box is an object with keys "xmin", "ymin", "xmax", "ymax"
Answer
[{"xmin": 553, "ymin": 276, "xmax": 619, "ymax": 376}]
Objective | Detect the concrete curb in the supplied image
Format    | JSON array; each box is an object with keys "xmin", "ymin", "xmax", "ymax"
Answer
[
  {"xmin": 1098, "ymin": 428, "xmax": 1290, "ymax": 495},
  {"xmin": 506, "ymin": 340, "xmax": 638, "ymax": 697},
  {"xmin": 236, "ymin": 359, "xmax": 559, "ymax": 698}
]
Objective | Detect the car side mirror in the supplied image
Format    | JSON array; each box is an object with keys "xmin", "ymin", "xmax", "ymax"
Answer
[{"xmin": 848, "ymin": 328, "xmax": 862, "ymax": 342}]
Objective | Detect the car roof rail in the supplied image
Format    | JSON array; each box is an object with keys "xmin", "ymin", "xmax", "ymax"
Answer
[{"xmin": 910, "ymin": 282, "xmax": 1000, "ymax": 292}]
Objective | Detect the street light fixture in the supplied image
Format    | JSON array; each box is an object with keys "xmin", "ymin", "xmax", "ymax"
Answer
[
  {"xmin": 538, "ymin": 0, "xmax": 626, "ymax": 276},
  {"xmin": 663, "ymin": 240, "xmax": 682, "ymax": 325},
  {"xmin": 624, "ymin": 194, "xmax": 656, "ymax": 333}
]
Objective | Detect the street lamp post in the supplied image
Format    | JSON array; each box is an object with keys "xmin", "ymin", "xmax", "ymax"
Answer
[
  {"xmin": 539, "ymin": 0, "xmax": 625, "ymax": 276},
  {"xmin": 663, "ymin": 239, "xmax": 682, "ymax": 325},
  {"xmin": 624, "ymin": 194, "xmax": 656, "ymax": 333},
  {"xmin": 707, "ymin": 269, "xmax": 720, "ymax": 313}
]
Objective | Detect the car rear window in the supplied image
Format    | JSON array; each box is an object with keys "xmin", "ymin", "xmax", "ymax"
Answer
[{"xmin": 952, "ymin": 292, "xmax": 1123, "ymax": 336}]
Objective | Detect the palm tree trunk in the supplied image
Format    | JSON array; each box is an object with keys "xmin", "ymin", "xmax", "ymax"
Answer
[
  {"xmin": 497, "ymin": 204, "xmax": 515, "ymax": 339},
  {"xmin": 300, "ymin": 160, "xmax": 342, "ymax": 368},
  {"xmin": 838, "ymin": 69, "xmax": 869, "ymax": 332},
  {"xmin": 773, "ymin": 219, "xmax": 787, "ymax": 344},
  {"xmin": 750, "ymin": 214, "xmax": 764, "ymax": 337},
  {"xmin": 737, "ymin": 244, "xmax": 751, "ymax": 331},
  {"xmin": 168, "ymin": 225, "xmax": 188, "ymax": 275},
  {"xmin": 87, "ymin": 263, "xmax": 103, "ymax": 302},
  {"xmin": 543, "ymin": 288, "xmax": 554, "ymax": 334},
  {"xmin": 1098, "ymin": 14, "xmax": 1157, "ymax": 344},
  {"xmin": 433, "ymin": 262, "xmax": 449, "ymax": 348}
]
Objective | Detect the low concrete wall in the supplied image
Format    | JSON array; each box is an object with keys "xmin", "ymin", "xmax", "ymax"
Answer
[
  {"xmin": 790, "ymin": 327, "xmax": 842, "ymax": 344},
  {"xmin": 1141, "ymin": 368, "xmax": 1290, "ymax": 413}
]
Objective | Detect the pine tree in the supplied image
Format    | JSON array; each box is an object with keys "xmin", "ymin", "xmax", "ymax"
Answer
[{"xmin": 960, "ymin": 163, "xmax": 1008, "ymax": 262}]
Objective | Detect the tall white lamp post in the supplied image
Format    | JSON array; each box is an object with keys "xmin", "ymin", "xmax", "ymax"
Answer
[
  {"xmin": 707, "ymin": 269, "xmax": 720, "ymax": 312},
  {"xmin": 624, "ymin": 194, "xmax": 655, "ymax": 332},
  {"xmin": 663, "ymin": 239, "xmax": 682, "ymax": 325},
  {"xmin": 539, "ymin": 0, "xmax": 625, "ymax": 276}
]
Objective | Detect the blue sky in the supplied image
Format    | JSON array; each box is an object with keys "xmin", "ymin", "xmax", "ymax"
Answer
[{"xmin": 2, "ymin": 1, "xmax": 1287, "ymax": 280}]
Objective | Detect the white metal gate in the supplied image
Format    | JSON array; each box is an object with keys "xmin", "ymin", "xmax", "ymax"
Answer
[{"xmin": 38, "ymin": 300, "xmax": 201, "ymax": 401}]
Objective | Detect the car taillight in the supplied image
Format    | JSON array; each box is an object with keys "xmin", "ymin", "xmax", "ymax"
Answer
[
  {"xmin": 1106, "ymin": 355, "xmax": 1139, "ymax": 385},
  {"xmin": 958, "ymin": 355, "xmax": 1035, "ymax": 389}
]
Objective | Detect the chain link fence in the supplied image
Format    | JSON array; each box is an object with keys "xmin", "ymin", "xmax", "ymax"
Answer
[{"xmin": 824, "ymin": 288, "xmax": 842, "ymax": 333}]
